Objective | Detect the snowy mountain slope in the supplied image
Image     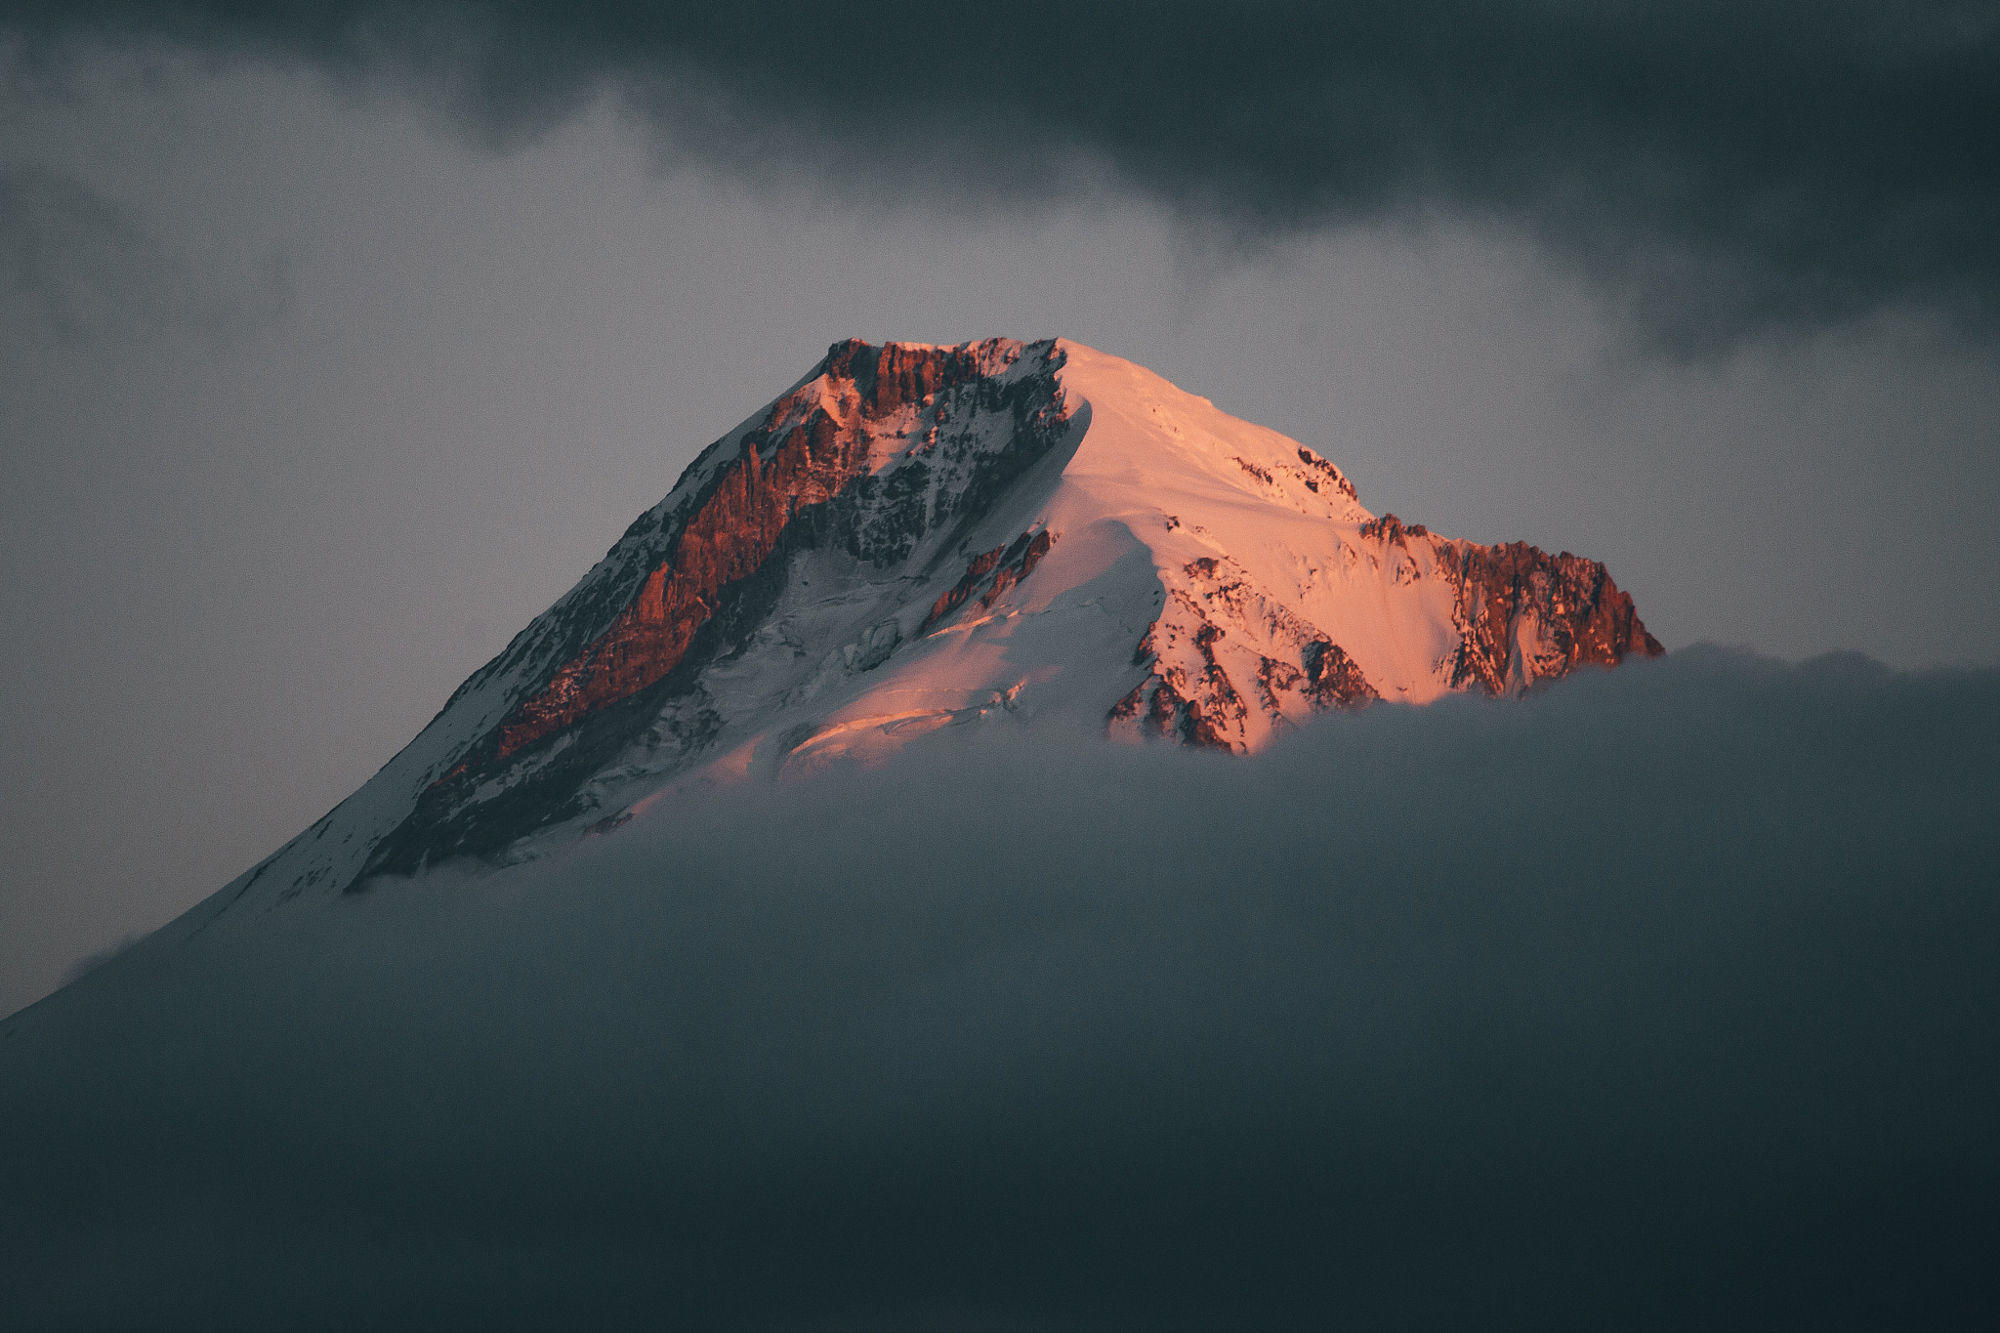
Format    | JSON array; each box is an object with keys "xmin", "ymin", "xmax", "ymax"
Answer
[{"xmin": 167, "ymin": 336, "xmax": 1659, "ymax": 924}]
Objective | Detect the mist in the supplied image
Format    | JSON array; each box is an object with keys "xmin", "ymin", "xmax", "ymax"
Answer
[{"xmin": 4, "ymin": 647, "xmax": 1995, "ymax": 1328}]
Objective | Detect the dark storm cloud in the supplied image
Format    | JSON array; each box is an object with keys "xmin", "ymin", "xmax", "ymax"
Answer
[
  {"xmin": 6, "ymin": 1, "xmax": 1999, "ymax": 346},
  {"xmin": 4, "ymin": 649, "xmax": 1997, "ymax": 1328}
]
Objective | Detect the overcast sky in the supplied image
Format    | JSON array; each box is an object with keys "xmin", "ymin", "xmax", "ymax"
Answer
[{"xmin": 3, "ymin": 6, "xmax": 1999, "ymax": 1012}]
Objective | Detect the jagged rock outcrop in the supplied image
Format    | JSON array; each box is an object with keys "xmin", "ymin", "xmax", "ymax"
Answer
[
  {"xmin": 1439, "ymin": 541, "xmax": 1664, "ymax": 695},
  {"xmin": 924, "ymin": 529, "xmax": 1055, "ymax": 629},
  {"xmin": 1108, "ymin": 517, "xmax": 1658, "ymax": 751}
]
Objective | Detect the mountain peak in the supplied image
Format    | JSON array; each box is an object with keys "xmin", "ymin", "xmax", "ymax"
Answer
[{"xmin": 178, "ymin": 337, "xmax": 1659, "ymax": 912}]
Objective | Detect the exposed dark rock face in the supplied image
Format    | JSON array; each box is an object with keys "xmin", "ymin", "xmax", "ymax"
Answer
[
  {"xmin": 922, "ymin": 528, "xmax": 1055, "ymax": 630},
  {"xmin": 1440, "ymin": 541, "xmax": 1664, "ymax": 694},
  {"xmin": 1110, "ymin": 550, "xmax": 1385, "ymax": 751},
  {"xmin": 362, "ymin": 338, "xmax": 1072, "ymax": 881},
  {"xmin": 925, "ymin": 544, "xmax": 1007, "ymax": 627},
  {"xmin": 1113, "ymin": 627, "xmax": 1378, "ymax": 752},
  {"xmin": 824, "ymin": 338, "xmax": 996, "ymax": 415},
  {"xmin": 1108, "ymin": 527, "xmax": 1653, "ymax": 750},
  {"xmin": 1111, "ymin": 613, "xmax": 1249, "ymax": 753},
  {"xmin": 494, "ymin": 341, "xmax": 1070, "ymax": 761},
  {"xmin": 496, "ymin": 417, "xmax": 848, "ymax": 760},
  {"xmin": 1295, "ymin": 446, "xmax": 1358, "ymax": 501},
  {"xmin": 1110, "ymin": 671, "xmax": 1224, "ymax": 749},
  {"xmin": 1360, "ymin": 513, "xmax": 1428, "ymax": 544},
  {"xmin": 1302, "ymin": 640, "xmax": 1378, "ymax": 708}
]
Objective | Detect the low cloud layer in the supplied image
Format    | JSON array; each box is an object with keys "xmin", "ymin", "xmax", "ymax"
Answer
[
  {"xmin": 3, "ymin": 649, "xmax": 1996, "ymax": 1327},
  {"xmin": 7, "ymin": 2, "xmax": 1998, "ymax": 346}
]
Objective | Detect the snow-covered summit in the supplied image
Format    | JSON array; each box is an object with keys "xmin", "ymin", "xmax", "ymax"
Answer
[{"xmin": 180, "ymin": 337, "xmax": 1659, "ymax": 914}]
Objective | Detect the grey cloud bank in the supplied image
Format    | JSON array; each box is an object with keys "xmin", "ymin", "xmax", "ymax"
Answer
[
  {"xmin": 4, "ymin": 649, "xmax": 1996, "ymax": 1328},
  {"xmin": 6, "ymin": 1, "xmax": 1999, "ymax": 346}
]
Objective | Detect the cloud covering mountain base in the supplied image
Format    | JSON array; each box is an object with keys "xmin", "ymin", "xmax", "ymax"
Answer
[{"xmin": 3, "ymin": 648, "xmax": 1996, "ymax": 1329}]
